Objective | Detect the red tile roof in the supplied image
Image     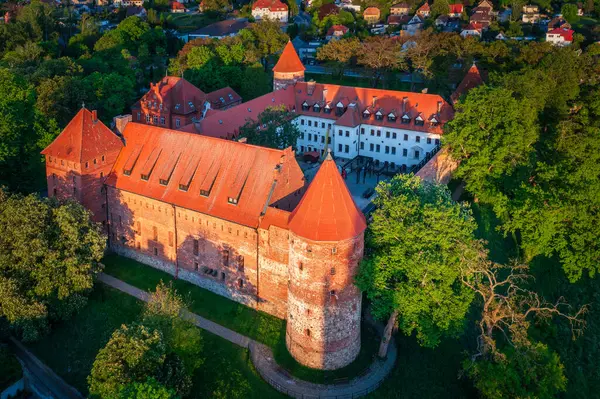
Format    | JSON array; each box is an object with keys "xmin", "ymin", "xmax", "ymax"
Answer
[
  {"xmin": 387, "ymin": 14, "xmax": 410, "ymax": 24},
  {"xmin": 205, "ymin": 86, "xmax": 242, "ymax": 108},
  {"xmin": 258, "ymin": 206, "xmax": 291, "ymax": 230},
  {"xmin": 326, "ymin": 24, "xmax": 349, "ymax": 36},
  {"xmin": 41, "ymin": 108, "xmax": 123, "ymax": 163},
  {"xmin": 417, "ymin": 2, "xmax": 430, "ymax": 12},
  {"xmin": 547, "ymin": 28, "xmax": 574, "ymax": 42},
  {"xmin": 105, "ymin": 123, "xmax": 305, "ymax": 228},
  {"xmin": 273, "ymin": 41, "xmax": 306, "ymax": 74},
  {"xmin": 288, "ymin": 153, "xmax": 366, "ymax": 241},
  {"xmin": 319, "ymin": 3, "xmax": 340, "ymax": 19},
  {"xmin": 170, "ymin": 1, "xmax": 186, "ymax": 10},
  {"xmin": 451, "ymin": 63, "xmax": 484, "ymax": 103},
  {"xmin": 132, "ymin": 76, "xmax": 206, "ymax": 116},
  {"xmin": 363, "ymin": 6, "xmax": 380, "ymax": 15},
  {"xmin": 252, "ymin": 0, "xmax": 288, "ymax": 11},
  {"xmin": 448, "ymin": 3, "xmax": 463, "ymax": 13}
]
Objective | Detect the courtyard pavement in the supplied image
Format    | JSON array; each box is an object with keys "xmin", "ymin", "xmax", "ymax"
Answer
[{"xmin": 98, "ymin": 273, "xmax": 397, "ymax": 398}]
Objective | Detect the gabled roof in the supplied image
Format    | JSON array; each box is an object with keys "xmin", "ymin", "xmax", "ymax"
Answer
[
  {"xmin": 547, "ymin": 27, "xmax": 574, "ymax": 41},
  {"xmin": 205, "ymin": 86, "xmax": 242, "ymax": 108},
  {"xmin": 273, "ymin": 41, "xmax": 306, "ymax": 74},
  {"xmin": 448, "ymin": 3, "xmax": 463, "ymax": 13},
  {"xmin": 288, "ymin": 152, "xmax": 366, "ymax": 241},
  {"xmin": 363, "ymin": 6, "xmax": 380, "ymax": 15},
  {"xmin": 132, "ymin": 76, "xmax": 206, "ymax": 116},
  {"xmin": 451, "ymin": 63, "xmax": 484, "ymax": 103},
  {"xmin": 252, "ymin": 0, "xmax": 288, "ymax": 11},
  {"xmin": 42, "ymin": 108, "xmax": 123, "ymax": 163},
  {"xmin": 105, "ymin": 123, "xmax": 305, "ymax": 228},
  {"xmin": 326, "ymin": 24, "xmax": 349, "ymax": 36},
  {"xmin": 417, "ymin": 2, "xmax": 430, "ymax": 12},
  {"xmin": 170, "ymin": 1, "xmax": 186, "ymax": 10}
]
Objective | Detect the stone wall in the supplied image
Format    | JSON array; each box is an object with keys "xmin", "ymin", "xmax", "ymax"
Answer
[
  {"xmin": 257, "ymin": 224, "xmax": 291, "ymax": 318},
  {"xmin": 286, "ymin": 232, "xmax": 364, "ymax": 370}
]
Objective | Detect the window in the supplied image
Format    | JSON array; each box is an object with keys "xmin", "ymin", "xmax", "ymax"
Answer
[
  {"xmin": 160, "ymin": 117, "xmax": 165, "ymax": 125},
  {"xmin": 136, "ymin": 221, "xmax": 141, "ymax": 235},
  {"xmin": 94, "ymin": 158, "xmax": 97, "ymax": 165},
  {"xmin": 302, "ymin": 102, "xmax": 309, "ymax": 111},
  {"xmin": 153, "ymin": 116, "xmax": 158, "ymax": 124},
  {"xmin": 314, "ymin": 135, "xmax": 317, "ymax": 142},
  {"xmin": 376, "ymin": 144, "xmax": 380, "ymax": 153},
  {"xmin": 435, "ymin": 139, "xmax": 440, "ymax": 145},
  {"xmin": 321, "ymin": 122, "xmax": 325, "ymax": 128},
  {"xmin": 345, "ymin": 145, "xmax": 349, "ymax": 153},
  {"xmin": 338, "ymin": 144, "xmax": 343, "ymax": 152},
  {"xmin": 168, "ymin": 231, "xmax": 174, "ymax": 247},
  {"xmin": 328, "ymin": 123, "xmax": 332, "ymax": 129},
  {"xmin": 222, "ymin": 249, "xmax": 229, "ymax": 266},
  {"xmin": 238, "ymin": 256, "xmax": 244, "ymax": 271},
  {"xmin": 393, "ymin": 132, "xmax": 397, "ymax": 139},
  {"xmin": 402, "ymin": 115, "xmax": 410, "ymax": 124},
  {"xmin": 300, "ymin": 119, "xmax": 305, "ymax": 125},
  {"xmin": 415, "ymin": 150, "xmax": 420, "ymax": 159},
  {"xmin": 85, "ymin": 161, "xmax": 89, "ymax": 168},
  {"xmin": 321, "ymin": 136, "xmax": 325, "ymax": 143},
  {"xmin": 308, "ymin": 133, "xmax": 312, "ymax": 141},
  {"xmin": 404, "ymin": 134, "xmax": 408, "ymax": 141},
  {"xmin": 338, "ymin": 130, "xmax": 342, "ymax": 136},
  {"xmin": 361, "ymin": 128, "xmax": 365, "ymax": 135},
  {"xmin": 146, "ymin": 114, "xmax": 150, "ymax": 123},
  {"xmin": 427, "ymin": 137, "xmax": 432, "ymax": 144},
  {"xmin": 154, "ymin": 247, "xmax": 158, "ymax": 256},
  {"xmin": 102, "ymin": 155, "xmax": 105, "ymax": 162},
  {"xmin": 305, "ymin": 329, "xmax": 311, "ymax": 337},
  {"xmin": 176, "ymin": 118, "xmax": 181, "ymax": 128},
  {"xmin": 100, "ymin": 172, "xmax": 104, "ymax": 178},
  {"xmin": 416, "ymin": 136, "xmax": 421, "ymax": 143},
  {"xmin": 300, "ymin": 132, "xmax": 305, "ymax": 140},
  {"xmin": 153, "ymin": 226, "xmax": 158, "ymax": 241},
  {"xmin": 386, "ymin": 131, "xmax": 390, "ymax": 138},
  {"xmin": 370, "ymin": 129, "xmax": 375, "ymax": 136},
  {"xmin": 360, "ymin": 142, "xmax": 365, "ymax": 150},
  {"xmin": 221, "ymin": 272, "xmax": 226, "ymax": 280},
  {"xmin": 377, "ymin": 130, "xmax": 381, "ymax": 137},
  {"xmin": 375, "ymin": 113, "xmax": 383, "ymax": 121},
  {"xmin": 327, "ymin": 136, "xmax": 331, "ymax": 144},
  {"xmin": 415, "ymin": 118, "xmax": 424, "ymax": 126},
  {"xmin": 370, "ymin": 143, "xmax": 374, "ymax": 151},
  {"xmin": 388, "ymin": 114, "xmax": 396, "ymax": 122},
  {"xmin": 385, "ymin": 146, "xmax": 390, "ymax": 154},
  {"xmin": 308, "ymin": 120, "xmax": 312, "ymax": 127},
  {"xmin": 193, "ymin": 239, "xmax": 199, "ymax": 256},
  {"xmin": 299, "ymin": 262, "xmax": 303, "ymax": 271},
  {"xmin": 392, "ymin": 147, "xmax": 396, "ymax": 155},
  {"xmin": 403, "ymin": 148, "xmax": 408, "ymax": 156},
  {"xmin": 137, "ymin": 112, "xmax": 141, "ymax": 121},
  {"xmin": 345, "ymin": 131, "xmax": 350, "ymax": 137},
  {"xmin": 194, "ymin": 262, "xmax": 199, "ymax": 271},
  {"xmin": 331, "ymin": 267, "xmax": 336, "ymax": 275},
  {"xmin": 238, "ymin": 279, "xmax": 244, "ymax": 289}
]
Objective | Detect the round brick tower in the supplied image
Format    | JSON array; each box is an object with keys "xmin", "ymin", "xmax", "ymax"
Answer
[
  {"xmin": 273, "ymin": 41, "xmax": 305, "ymax": 92},
  {"xmin": 286, "ymin": 151, "xmax": 367, "ymax": 370}
]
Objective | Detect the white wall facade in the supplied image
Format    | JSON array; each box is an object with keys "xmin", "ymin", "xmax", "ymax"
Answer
[
  {"xmin": 252, "ymin": 8, "xmax": 288, "ymax": 22},
  {"xmin": 294, "ymin": 115, "xmax": 441, "ymax": 168}
]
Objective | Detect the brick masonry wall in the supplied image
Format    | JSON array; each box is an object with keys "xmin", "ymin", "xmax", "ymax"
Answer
[
  {"xmin": 257, "ymin": 224, "xmax": 291, "ymax": 318},
  {"xmin": 286, "ymin": 232, "xmax": 364, "ymax": 370},
  {"xmin": 273, "ymin": 72, "xmax": 305, "ymax": 91}
]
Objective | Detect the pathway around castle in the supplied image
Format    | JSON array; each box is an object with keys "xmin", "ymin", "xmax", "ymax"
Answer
[{"xmin": 98, "ymin": 273, "xmax": 397, "ymax": 399}]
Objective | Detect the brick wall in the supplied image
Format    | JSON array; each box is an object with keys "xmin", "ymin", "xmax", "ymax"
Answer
[
  {"xmin": 273, "ymin": 71, "xmax": 305, "ymax": 91},
  {"xmin": 257, "ymin": 224, "xmax": 291, "ymax": 318},
  {"xmin": 286, "ymin": 232, "xmax": 364, "ymax": 370}
]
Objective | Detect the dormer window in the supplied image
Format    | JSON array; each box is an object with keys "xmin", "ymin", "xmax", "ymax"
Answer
[
  {"xmin": 200, "ymin": 189, "xmax": 210, "ymax": 197},
  {"xmin": 402, "ymin": 114, "xmax": 411, "ymax": 124},
  {"xmin": 388, "ymin": 113, "xmax": 396, "ymax": 122},
  {"xmin": 430, "ymin": 116, "xmax": 439, "ymax": 126},
  {"xmin": 324, "ymin": 104, "xmax": 331, "ymax": 114},
  {"xmin": 188, "ymin": 101, "xmax": 194, "ymax": 109},
  {"xmin": 302, "ymin": 101, "xmax": 309, "ymax": 111},
  {"xmin": 313, "ymin": 103, "xmax": 320, "ymax": 112},
  {"xmin": 227, "ymin": 197, "xmax": 239, "ymax": 205},
  {"xmin": 175, "ymin": 104, "xmax": 180, "ymax": 110},
  {"xmin": 228, "ymin": 94, "xmax": 233, "ymax": 100},
  {"xmin": 362, "ymin": 110, "xmax": 370, "ymax": 119},
  {"xmin": 220, "ymin": 97, "xmax": 225, "ymax": 103},
  {"xmin": 178, "ymin": 183, "xmax": 189, "ymax": 191},
  {"xmin": 415, "ymin": 115, "xmax": 424, "ymax": 126},
  {"xmin": 375, "ymin": 111, "xmax": 383, "ymax": 121}
]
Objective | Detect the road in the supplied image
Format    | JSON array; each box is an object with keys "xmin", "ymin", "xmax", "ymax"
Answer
[{"xmin": 304, "ymin": 64, "xmax": 425, "ymax": 84}]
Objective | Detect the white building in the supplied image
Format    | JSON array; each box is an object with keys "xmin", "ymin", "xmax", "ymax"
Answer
[
  {"xmin": 252, "ymin": 0, "xmax": 288, "ymax": 23},
  {"xmin": 546, "ymin": 28, "xmax": 573, "ymax": 46}
]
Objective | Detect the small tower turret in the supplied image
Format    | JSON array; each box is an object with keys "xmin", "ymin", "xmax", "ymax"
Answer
[
  {"xmin": 286, "ymin": 151, "xmax": 367, "ymax": 370},
  {"xmin": 273, "ymin": 41, "xmax": 305, "ymax": 91}
]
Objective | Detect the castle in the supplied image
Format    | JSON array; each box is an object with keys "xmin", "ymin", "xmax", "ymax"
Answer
[{"xmin": 42, "ymin": 43, "xmax": 474, "ymax": 370}]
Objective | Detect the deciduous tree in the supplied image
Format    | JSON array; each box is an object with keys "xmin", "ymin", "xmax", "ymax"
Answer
[
  {"xmin": 238, "ymin": 105, "xmax": 300, "ymax": 149},
  {"xmin": 316, "ymin": 37, "xmax": 361, "ymax": 78}
]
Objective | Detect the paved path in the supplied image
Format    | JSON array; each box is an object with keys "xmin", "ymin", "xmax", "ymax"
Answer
[{"xmin": 99, "ymin": 273, "xmax": 396, "ymax": 398}]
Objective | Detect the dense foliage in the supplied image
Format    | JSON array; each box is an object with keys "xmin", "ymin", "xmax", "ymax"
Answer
[
  {"xmin": 238, "ymin": 105, "xmax": 301, "ymax": 149},
  {"xmin": 0, "ymin": 189, "xmax": 105, "ymax": 341}
]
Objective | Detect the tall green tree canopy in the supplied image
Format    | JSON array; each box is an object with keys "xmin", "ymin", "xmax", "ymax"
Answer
[
  {"xmin": 238, "ymin": 105, "xmax": 301, "ymax": 149},
  {"xmin": 356, "ymin": 174, "xmax": 482, "ymax": 349},
  {"xmin": 0, "ymin": 190, "xmax": 106, "ymax": 341}
]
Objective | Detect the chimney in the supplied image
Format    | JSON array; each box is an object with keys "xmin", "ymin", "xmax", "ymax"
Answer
[
  {"xmin": 402, "ymin": 97, "xmax": 408, "ymax": 113},
  {"xmin": 91, "ymin": 110, "xmax": 98, "ymax": 122},
  {"xmin": 307, "ymin": 80, "xmax": 316, "ymax": 96},
  {"xmin": 437, "ymin": 101, "xmax": 443, "ymax": 113},
  {"xmin": 322, "ymin": 88, "xmax": 328, "ymax": 102},
  {"xmin": 372, "ymin": 96, "xmax": 377, "ymax": 108},
  {"xmin": 113, "ymin": 114, "xmax": 132, "ymax": 136}
]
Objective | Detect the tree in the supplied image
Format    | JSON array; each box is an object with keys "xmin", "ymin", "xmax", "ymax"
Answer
[
  {"xmin": 431, "ymin": 0, "xmax": 449, "ymax": 17},
  {"xmin": 88, "ymin": 324, "xmax": 167, "ymax": 398},
  {"xmin": 561, "ymin": 3, "xmax": 579, "ymax": 23},
  {"xmin": 247, "ymin": 20, "xmax": 288, "ymax": 70},
  {"xmin": 443, "ymin": 86, "xmax": 539, "ymax": 217},
  {"xmin": 120, "ymin": 378, "xmax": 179, "ymax": 399},
  {"xmin": 356, "ymin": 175, "xmax": 482, "ymax": 356},
  {"xmin": 0, "ymin": 190, "xmax": 106, "ymax": 341},
  {"xmin": 460, "ymin": 260, "xmax": 586, "ymax": 398},
  {"xmin": 316, "ymin": 37, "xmax": 361, "ymax": 78},
  {"xmin": 238, "ymin": 105, "xmax": 301, "ymax": 149},
  {"xmin": 357, "ymin": 36, "xmax": 405, "ymax": 88}
]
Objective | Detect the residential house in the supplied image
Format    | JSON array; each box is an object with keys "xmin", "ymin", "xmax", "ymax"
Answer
[
  {"xmin": 205, "ymin": 87, "xmax": 243, "ymax": 110},
  {"xmin": 292, "ymin": 37, "xmax": 324, "ymax": 61},
  {"xmin": 337, "ymin": 0, "xmax": 361, "ymax": 12},
  {"xmin": 363, "ymin": 7, "xmax": 381, "ymax": 23},
  {"xmin": 521, "ymin": 5, "xmax": 540, "ymax": 23},
  {"xmin": 461, "ymin": 22, "xmax": 483, "ymax": 38},
  {"xmin": 546, "ymin": 27, "xmax": 574, "ymax": 46},
  {"xmin": 416, "ymin": 2, "xmax": 430, "ymax": 17},
  {"xmin": 388, "ymin": 14, "xmax": 410, "ymax": 25},
  {"xmin": 448, "ymin": 3, "xmax": 463, "ymax": 17},
  {"xmin": 476, "ymin": 0, "xmax": 494, "ymax": 12},
  {"xmin": 252, "ymin": 0, "xmax": 288, "ymax": 23},
  {"xmin": 326, "ymin": 24, "xmax": 349, "ymax": 40},
  {"xmin": 435, "ymin": 15, "xmax": 461, "ymax": 31},
  {"xmin": 390, "ymin": 2, "xmax": 411, "ymax": 16},
  {"xmin": 114, "ymin": 0, "xmax": 145, "ymax": 7},
  {"xmin": 170, "ymin": 1, "xmax": 187, "ymax": 12},
  {"xmin": 125, "ymin": 6, "xmax": 147, "ymax": 17},
  {"xmin": 470, "ymin": 10, "xmax": 491, "ymax": 28},
  {"xmin": 547, "ymin": 16, "xmax": 570, "ymax": 31},
  {"xmin": 495, "ymin": 32, "xmax": 506, "ymax": 40},
  {"xmin": 185, "ymin": 19, "xmax": 249, "ymax": 42},
  {"xmin": 402, "ymin": 14, "xmax": 424, "ymax": 36},
  {"xmin": 318, "ymin": 3, "xmax": 340, "ymax": 19}
]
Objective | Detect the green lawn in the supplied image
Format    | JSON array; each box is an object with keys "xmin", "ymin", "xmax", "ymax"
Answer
[
  {"xmin": 102, "ymin": 255, "xmax": 285, "ymax": 349},
  {"xmin": 26, "ymin": 284, "xmax": 284, "ymax": 398}
]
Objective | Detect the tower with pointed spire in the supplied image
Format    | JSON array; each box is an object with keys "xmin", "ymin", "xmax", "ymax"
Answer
[
  {"xmin": 286, "ymin": 150, "xmax": 367, "ymax": 370},
  {"xmin": 273, "ymin": 41, "xmax": 306, "ymax": 91},
  {"xmin": 41, "ymin": 108, "xmax": 123, "ymax": 223}
]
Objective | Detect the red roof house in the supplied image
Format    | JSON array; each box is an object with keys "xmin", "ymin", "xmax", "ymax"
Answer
[
  {"xmin": 448, "ymin": 3, "xmax": 463, "ymax": 16},
  {"xmin": 326, "ymin": 24, "xmax": 349, "ymax": 40}
]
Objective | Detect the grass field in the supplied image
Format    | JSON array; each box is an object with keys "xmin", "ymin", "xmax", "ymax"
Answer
[{"xmin": 26, "ymin": 284, "xmax": 285, "ymax": 398}]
